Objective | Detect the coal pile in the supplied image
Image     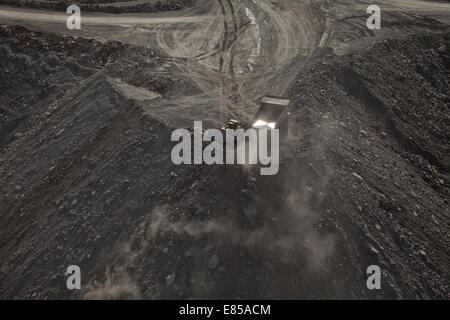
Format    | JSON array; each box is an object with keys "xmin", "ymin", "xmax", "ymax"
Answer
[{"xmin": 0, "ymin": 18, "xmax": 449, "ymax": 299}]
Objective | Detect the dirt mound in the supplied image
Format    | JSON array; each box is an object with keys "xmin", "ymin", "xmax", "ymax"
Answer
[
  {"xmin": 0, "ymin": 23, "xmax": 449, "ymax": 299},
  {"xmin": 285, "ymin": 31, "xmax": 449, "ymax": 299},
  {"xmin": 0, "ymin": 25, "xmax": 243, "ymax": 299}
]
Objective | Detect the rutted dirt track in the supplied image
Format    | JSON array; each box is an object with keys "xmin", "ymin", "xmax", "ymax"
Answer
[
  {"xmin": 0, "ymin": 0, "xmax": 327, "ymax": 126},
  {"xmin": 0, "ymin": 0, "xmax": 449, "ymax": 299}
]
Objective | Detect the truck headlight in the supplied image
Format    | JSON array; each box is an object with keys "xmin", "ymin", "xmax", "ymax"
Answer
[{"xmin": 252, "ymin": 120, "xmax": 276, "ymax": 129}]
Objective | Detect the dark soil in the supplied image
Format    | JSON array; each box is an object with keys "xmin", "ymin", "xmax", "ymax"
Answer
[{"xmin": 0, "ymin": 22, "xmax": 448, "ymax": 299}]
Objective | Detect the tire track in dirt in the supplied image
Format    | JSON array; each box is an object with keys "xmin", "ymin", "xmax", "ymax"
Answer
[
  {"xmin": 1, "ymin": 0, "xmax": 449, "ymax": 300},
  {"xmin": 0, "ymin": 1, "xmax": 328, "ymax": 127},
  {"xmin": 1, "ymin": 1, "xmax": 448, "ymax": 126},
  {"xmin": 149, "ymin": 0, "xmax": 328, "ymax": 127}
]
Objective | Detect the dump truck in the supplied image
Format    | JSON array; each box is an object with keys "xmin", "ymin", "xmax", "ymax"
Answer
[
  {"xmin": 251, "ymin": 95, "xmax": 290, "ymax": 139},
  {"xmin": 220, "ymin": 95, "xmax": 290, "ymax": 133},
  {"xmin": 251, "ymin": 95, "xmax": 290, "ymax": 129},
  {"xmin": 217, "ymin": 94, "xmax": 290, "ymax": 165}
]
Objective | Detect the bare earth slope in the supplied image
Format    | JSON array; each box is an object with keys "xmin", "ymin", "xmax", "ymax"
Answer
[
  {"xmin": 285, "ymin": 32, "xmax": 449, "ymax": 299},
  {"xmin": 0, "ymin": 26, "xmax": 243, "ymax": 299},
  {"xmin": 0, "ymin": 0, "xmax": 449, "ymax": 300}
]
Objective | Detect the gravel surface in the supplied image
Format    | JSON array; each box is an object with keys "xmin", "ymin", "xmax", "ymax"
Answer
[{"xmin": 0, "ymin": 0, "xmax": 449, "ymax": 299}]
